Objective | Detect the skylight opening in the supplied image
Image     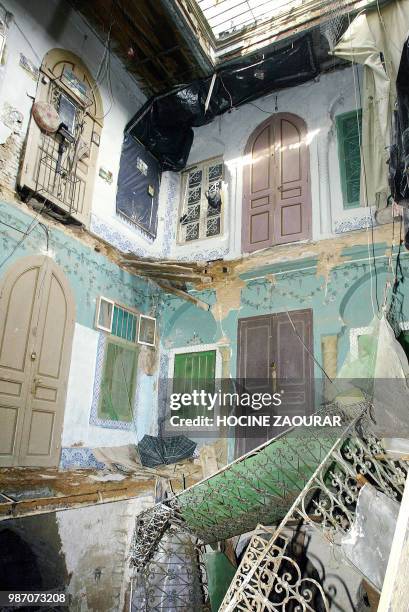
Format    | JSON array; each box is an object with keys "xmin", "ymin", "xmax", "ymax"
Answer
[{"xmin": 196, "ymin": 0, "xmax": 305, "ymax": 40}]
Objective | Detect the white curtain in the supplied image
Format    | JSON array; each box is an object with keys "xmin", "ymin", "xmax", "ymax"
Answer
[{"xmin": 332, "ymin": 0, "xmax": 409, "ymax": 207}]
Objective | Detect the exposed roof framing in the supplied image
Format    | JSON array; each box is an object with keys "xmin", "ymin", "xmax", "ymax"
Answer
[
  {"xmin": 172, "ymin": 0, "xmax": 393, "ymax": 63},
  {"xmin": 68, "ymin": 0, "xmax": 212, "ymax": 94},
  {"xmin": 68, "ymin": 0, "xmax": 392, "ymax": 95}
]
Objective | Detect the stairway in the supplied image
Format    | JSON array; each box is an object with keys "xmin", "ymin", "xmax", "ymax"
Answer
[
  {"xmin": 219, "ymin": 407, "xmax": 407, "ymax": 610},
  {"xmin": 130, "ymin": 402, "xmax": 407, "ymax": 610}
]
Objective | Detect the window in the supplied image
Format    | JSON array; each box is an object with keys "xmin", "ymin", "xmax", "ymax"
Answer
[
  {"xmin": 178, "ymin": 157, "xmax": 224, "ymax": 243},
  {"xmin": 95, "ymin": 297, "xmax": 139, "ymax": 343},
  {"xmin": 111, "ymin": 304, "xmax": 138, "ymax": 342},
  {"xmin": 95, "ymin": 299, "xmax": 140, "ymax": 423},
  {"xmin": 173, "ymin": 349, "xmax": 216, "ymax": 419},
  {"xmin": 19, "ymin": 49, "xmax": 104, "ymax": 227},
  {"xmin": 138, "ymin": 315, "xmax": 156, "ymax": 347},
  {"xmin": 98, "ymin": 337, "xmax": 138, "ymax": 422},
  {"xmin": 336, "ymin": 110, "xmax": 362, "ymax": 209}
]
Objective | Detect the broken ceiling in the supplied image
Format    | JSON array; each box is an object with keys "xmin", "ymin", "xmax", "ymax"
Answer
[{"xmin": 68, "ymin": 0, "xmax": 388, "ymax": 96}]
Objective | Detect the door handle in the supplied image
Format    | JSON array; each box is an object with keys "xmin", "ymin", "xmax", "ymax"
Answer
[
  {"xmin": 31, "ymin": 376, "xmax": 43, "ymax": 395},
  {"xmin": 277, "ymin": 185, "xmax": 283, "ymax": 191},
  {"xmin": 270, "ymin": 362, "xmax": 277, "ymax": 393}
]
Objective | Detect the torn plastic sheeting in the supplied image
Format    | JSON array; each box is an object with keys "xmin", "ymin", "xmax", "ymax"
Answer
[
  {"xmin": 127, "ymin": 35, "xmax": 318, "ymax": 171},
  {"xmin": 116, "ymin": 134, "xmax": 160, "ymax": 237},
  {"xmin": 372, "ymin": 315, "xmax": 409, "ymax": 439},
  {"xmin": 341, "ymin": 484, "xmax": 399, "ymax": 591},
  {"xmin": 332, "ymin": 0, "xmax": 409, "ymax": 206},
  {"xmin": 390, "ymin": 37, "xmax": 409, "ymax": 204}
]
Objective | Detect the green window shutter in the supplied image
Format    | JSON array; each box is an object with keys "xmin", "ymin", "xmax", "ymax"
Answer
[
  {"xmin": 336, "ymin": 110, "xmax": 362, "ymax": 209},
  {"xmin": 98, "ymin": 337, "xmax": 138, "ymax": 422},
  {"xmin": 173, "ymin": 350, "xmax": 216, "ymax": 418}
]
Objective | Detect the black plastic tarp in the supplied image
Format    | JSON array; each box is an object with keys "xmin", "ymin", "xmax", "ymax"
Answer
[
  {"xmin": 126, "ymin": 35, "xmax": 318, "ymax": 171},
  {"xmin": 116, "ymin": 134, "xmax": 160, "ymax": 237},
  {"xmin": 389, "ymin": 37, "xmax": 409, "ymax": 203}
]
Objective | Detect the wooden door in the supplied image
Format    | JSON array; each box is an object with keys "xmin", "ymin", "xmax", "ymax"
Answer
[
  {"xmin": 242, "ymin": 113, "xmax": 311, "ymax": 253},
  {"xmin": 0, "ymin": 256, "xmax": 75, "ymax": 467},
  {"xmin": 236, "ymin": 309, "xmax": 313, "ymax": 456},
  {"xmin": 19, "ymin": 49, "xmax": 103, "ymax": 227}
]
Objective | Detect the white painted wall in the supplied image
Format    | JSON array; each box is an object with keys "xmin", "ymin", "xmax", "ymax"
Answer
[
  {"xmin": 0, "ymin": 0, "xmax": 372, "ymax": 264},
  {"xmin": 168, "ymin": 66, "xmax": 372, "ymax": 261},
  {"xmin": 0, "ymin": 0, "xmax": 168, "ymax": 256},
  {"xmin": 63, "ymin": 324, "xmax": 154, "ymax": 448}
]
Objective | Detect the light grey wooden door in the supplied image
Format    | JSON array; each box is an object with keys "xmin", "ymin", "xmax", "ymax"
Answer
[{"xmin": 0, "ymin": 256, "xmax": 75, "ymax": 467}]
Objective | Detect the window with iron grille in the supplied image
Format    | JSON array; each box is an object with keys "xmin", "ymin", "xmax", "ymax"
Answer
[
  {"xmin": 95, "ymin": 299, "xmax": 140, "ymax": 423},
  {"xmin": 95, "ymin": 297, "xmax": 138, "ymax": 342},
  {"xmin": 336, "ymin": 110, "xmax": 362, "ymax": 209},
  {"xmin": 178, "ymin": 157, "xmax": 224, "ymax": 243},
  {"xmin": 98, "ymin": 336, "xmax": 138, "ymax": 422}
]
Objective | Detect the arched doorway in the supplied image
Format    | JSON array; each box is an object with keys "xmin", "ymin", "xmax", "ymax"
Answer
[
  {"xmin": 0, "ymin": 256, "xmax": 75, "ymax": 467},
  {"xmin": 18, "ymin": 48, "xmax": 104, "ymax": 227},
  {"xmin": 242, "ymin": 113, "xmax": 312, "ymax": 253}
]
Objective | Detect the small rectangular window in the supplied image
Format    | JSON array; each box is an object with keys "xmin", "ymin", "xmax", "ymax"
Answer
[
  {"xmin": 96, "ymin": 296, "xmax": 115, "ymax": 332},
  {"xmin": 95, "ymin": 297, "xmax": 138, "ymax": 342},
  {"xmin": 112, "ymin": 304, "xmax": 138, "ymax": 343},
  {"xmin": 178, "ymin": 157, "xmax": 223, "ymax": 243},
  {"xmin": 98, "ymin": 337, "xmax": 138, "ymax": 422},
  {"xmin": 336, "ymin": 110, "xmax": 362, "ymax": 209},
  {"xmin": 138, "ymin": 315, "xmax": 156, "ymax": 347}
]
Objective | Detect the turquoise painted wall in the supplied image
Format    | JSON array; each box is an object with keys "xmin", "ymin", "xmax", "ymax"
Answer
[
  {"xmin": 0, "ymin": 201, "xmax": 154, "ymax": 326},
  {"xmin": 159, "ymin": 243, "xmax": 409, "ymax": 379}
]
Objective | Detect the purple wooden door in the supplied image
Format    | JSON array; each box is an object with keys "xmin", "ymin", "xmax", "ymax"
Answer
[
  {"xmin": 236, "ymin": 309, "xmax": 314, "ymax": 457},
  {"xmin": 242, "ymin": 114, "xmax": 311, "ymax": 253},
  {"xmin": 242, "ymin": 121, "xmax": 274, "ymax": 252}
]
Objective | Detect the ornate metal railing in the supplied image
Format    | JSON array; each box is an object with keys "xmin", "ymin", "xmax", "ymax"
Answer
[
  {"xmin": 219, "ymin": 409, "xmax": 407, "ymax": 611},
  {"xmin": 131, "ymin": 525, "xmax": 208, "ymax": 611},
  {"xmin": 129, "ymin": 402, "xmax": 407, "ymax": 610}
]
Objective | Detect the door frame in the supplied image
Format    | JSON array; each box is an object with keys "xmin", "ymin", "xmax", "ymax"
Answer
[
  {"xmin": 0, "ymin": 255, "xmax": 75, "ymax": 467},
  {"xmin": 242, "ymin": 112, "xmax": 312, "ymax": 252},
  {"xmin": 235, "ymin": 308, "xmax": 314, "ymax": 458}
]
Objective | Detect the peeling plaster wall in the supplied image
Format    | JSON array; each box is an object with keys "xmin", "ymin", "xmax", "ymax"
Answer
[
  {"xmin": 57, "ymin": 497, "xmax": 152, "ymax": 611},
  {"xmin": 0, "ymin": 497, "xmax": 152, "ymax": 612},
  {"xmin": 168, "ymin": 66, "xmax": 371, "ymax": 262},
  {"xmin": 159, "ymin": 225, "xmax": 409, "ymax": 444},
  {"xmin": 0, "ymin": 0, "xmax": 170, "ymax": 257},
  {"xmin": 0, "ymin": 201, "xmax": 160, "ymax": 455}
]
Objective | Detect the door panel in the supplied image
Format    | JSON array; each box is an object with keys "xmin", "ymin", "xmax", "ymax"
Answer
[
  {"xmin": 37, "ymin": 274, "xmax": 67, "ymax": 379},
  {"xmin": 243, "ymin": 124, "xmax": 274, "ymax": 252},
  {"xmin": 275, "ymin": 311, "xmax": 313, "ymax": 416},
  {"xmin": 243, "ymin": 114, "xmax": 311, "ymax": 253},
  {"xmin": 0, "ymin": 268, "xmax": 39, "ymax": 371},
  {"xmin": 275, "ymin": 116, "xmax": 311, "ymax": 244},
  {"xmin": 238, "ymin": 317, "xmax": 272, "ymax": 386},
  {"xmin": 236, "ymin": 309, "xmax": 313, "ymax": 456},
  {"xmin": 0, "ymin": 262, "xmax": 43, "ymax": 464},
  {"xmin": 0, "ymin": 257, "xmax": 75, "ymax": 467}
]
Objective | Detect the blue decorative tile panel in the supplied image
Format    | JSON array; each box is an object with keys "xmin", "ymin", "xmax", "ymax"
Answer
[
  {"xmin": 89, "ymin": 332, "xmax": 138, "ymax": 430},
  {"xmin": 90, "ymin": 213, "xmax": 152, "ymax": 256},
  {"xmin": 60, "ymin": 447, "xmax": 105, "ymax": 470},
  {"xmin": 334, "ymin": 213, "xmax": 376, "ymax": 234}
]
